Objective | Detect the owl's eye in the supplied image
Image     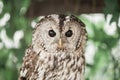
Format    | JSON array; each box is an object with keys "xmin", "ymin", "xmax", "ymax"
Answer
[
  {"xmin": 65, "ymin": 30, "xmax": 73, "ymax": 37},
  {"xmin": 48, "ymin": 30, "xmax": 56, "ymax": 37}
]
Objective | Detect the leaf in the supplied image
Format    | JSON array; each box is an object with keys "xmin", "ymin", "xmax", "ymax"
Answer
[
  {"xmin": 104, "ymin": 0, "xmax": 120, "ymax": 24},
  {"xmin": 110, "ymin": 12, "xmax": 119, "ymax": 24},
  {"xmin": 5, "ymin": 23, "xmax": 16, "ymax": 39},
  {"xmin": 0, "ymin": 49, "xmax": 9, "ymax": 67},
  {"xmin": 24, "ymin": 28, "xmax": 32, "ymax": 45}
]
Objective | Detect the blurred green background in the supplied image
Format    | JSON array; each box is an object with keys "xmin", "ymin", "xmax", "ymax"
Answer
[{"xmin": 0, "ymin": 0, "xmax": 120, "ymax": 80}]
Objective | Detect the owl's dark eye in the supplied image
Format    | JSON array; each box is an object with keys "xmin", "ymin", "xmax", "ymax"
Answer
[
  {"xmin": 48, "ymin": 30, "xmax": 56, "ymax": 37},
  {"xmin": 65, "ymin": 30, "xmax": 73, "ymax": 37}
]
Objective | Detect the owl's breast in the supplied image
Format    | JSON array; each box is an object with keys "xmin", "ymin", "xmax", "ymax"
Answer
[{"xmin": 37, "ymin": 51, "xmax": 85, "ymax": 80}]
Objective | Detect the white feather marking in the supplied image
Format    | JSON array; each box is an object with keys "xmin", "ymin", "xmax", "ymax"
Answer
[
  {"xmin": 38, "ymin": 67, "xmax": 45, "ymax": 80},
  {"xmin": 49, "ymin": 14, "xmax": 59, "ymax": 24},
  {"xmin": 20, "ymin": 68, "xmax": 27, "ymax": 77},
  {"xmin": 64, "ymin": 16, "xmax": 70, "ymax": 24}
]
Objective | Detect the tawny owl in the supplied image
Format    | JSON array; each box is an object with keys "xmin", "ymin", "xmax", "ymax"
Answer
[{"xmin": 19, "ymin": 14, "xmax": 87, "ymax": 80}]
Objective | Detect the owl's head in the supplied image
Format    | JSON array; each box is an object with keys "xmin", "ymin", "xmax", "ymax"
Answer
[{"xmin": 32, "ymin": 14, "xmax": 87, "ymax": 53}]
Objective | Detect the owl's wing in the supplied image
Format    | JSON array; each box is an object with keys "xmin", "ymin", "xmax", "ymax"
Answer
[{"xmin": 19, "ymin": 46, "xmax": 39, "ymax": 80}]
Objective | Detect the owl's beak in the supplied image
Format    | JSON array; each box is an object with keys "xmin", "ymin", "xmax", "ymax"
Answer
[{"xmin": 58, "ymin": 38, "xmax": 63, "ymax": 49}]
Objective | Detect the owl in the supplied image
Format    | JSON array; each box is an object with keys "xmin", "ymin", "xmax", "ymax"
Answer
[{"xmin": 19, "ymin": 14, "xmax": 87, "ymax": 80}]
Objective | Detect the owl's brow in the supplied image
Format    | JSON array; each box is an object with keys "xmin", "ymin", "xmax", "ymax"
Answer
[
  {"xmin": 70, "ymin": 15, "xmax": 85, "ymax": 27},
  {"xmin": 58, "ymin": 14, "xmax": 66, "ymax": 32}
]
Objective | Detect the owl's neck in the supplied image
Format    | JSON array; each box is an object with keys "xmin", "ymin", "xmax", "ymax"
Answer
[{"xmin": 36, "ymin": 50, "xmax": 85, "ymax": 80}]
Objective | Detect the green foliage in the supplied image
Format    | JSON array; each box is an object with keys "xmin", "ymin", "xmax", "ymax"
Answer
[
  {"xmin": 104, "ymin": 0, "xmax": 120, "ymax": 24},
  {"xmin": 79, "ymin": 13, "xmax": 120, "ymax": 80},
  {"xmin": 0, "ymin": 0, "xmax": 31, "ymax": 80},
  {"xmin": 104, "ymin": 0, "xmax": 120, "ymax": 38},
  {"xmin": 0, "ymin": 0, "xmax": 120, "ymax": 80}
]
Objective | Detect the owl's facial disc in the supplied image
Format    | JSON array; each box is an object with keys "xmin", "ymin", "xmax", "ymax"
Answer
[
  {"xmin": 41, "ymin": 21, "xmax": 80, "ymax": 53},
  {"xmin": 32, "ymin": 14, "xmax": 87, "ymax": 53}
]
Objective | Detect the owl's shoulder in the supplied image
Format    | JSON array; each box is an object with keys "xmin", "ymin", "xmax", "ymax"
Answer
[{"xmin": 19, "ymin": 45, "xmax": 39, "ymax": 80}]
